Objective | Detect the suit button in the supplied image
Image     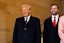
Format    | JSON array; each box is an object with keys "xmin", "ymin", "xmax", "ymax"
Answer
[{"xmin": 24, "ymin": 28, "xmax": 27, "ymax": 30}]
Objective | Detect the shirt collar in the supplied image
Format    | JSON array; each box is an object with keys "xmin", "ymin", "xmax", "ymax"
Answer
[
  {"xmin": 52, "ymin": 14, "xmax": 59, "ymax": 18},
  {"xmin": 52, "ymin": 14, "xmax": 59, "ymax": 24},
  {"xmin": 24, "ymin": 15, "xmax": 31, "ymax": 21}
]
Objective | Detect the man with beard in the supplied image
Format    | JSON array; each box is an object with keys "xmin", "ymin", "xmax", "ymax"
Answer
[{"xmin": 43, "ymin": 4, "xmax": 60, "ymax": 43}]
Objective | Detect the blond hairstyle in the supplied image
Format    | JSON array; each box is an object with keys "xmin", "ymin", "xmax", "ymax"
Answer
[{"xmin": 21, "ymin": 4, "xmax": 31, "ymax": 10}]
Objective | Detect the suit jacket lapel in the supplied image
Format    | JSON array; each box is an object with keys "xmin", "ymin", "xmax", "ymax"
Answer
[
  {"xmin": 27, "ymin": 16, "xmax": 32, "ymax": 25},
  {"xmin": 55, "ymin": 16, "xmax": 60, "ymax": 28},
  {"xmin": 49, "ymin": 17, "xmax": 54, "ymax": 28},
  {"xmin": 21, "ymin": 17, "xmax": 26, "ymax": 25}
]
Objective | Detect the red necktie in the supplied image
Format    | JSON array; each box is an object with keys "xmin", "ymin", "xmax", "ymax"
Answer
[
  {"xmin": 53, "ymin": 17, "xmax": 56, "ymax": 28},
  {"xmin": 25, "ymin": 18, "xmax": 28, "ymax": 24}
]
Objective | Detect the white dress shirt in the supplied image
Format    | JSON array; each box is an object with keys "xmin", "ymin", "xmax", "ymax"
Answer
[
  {"xmin": 24, "ymin": 15, "xmax": 31, "ymax": 22},
  {"xmin": 52, "ymin": 14, "xmax": 59, "ymax": 24}
]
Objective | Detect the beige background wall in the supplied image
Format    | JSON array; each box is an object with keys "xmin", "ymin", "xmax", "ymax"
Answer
[
  {"xmin": 0, "ymin": 0, "xmax": 63, "ymax": 43},
  {"xmin": 61, "ymin": 0, "xmax": 64, "ymax": 15}
]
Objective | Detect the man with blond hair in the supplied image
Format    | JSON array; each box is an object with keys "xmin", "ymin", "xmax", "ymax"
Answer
[{"xmin": 12, "ymin": 4, "xmax": 41, "ymax": 43}]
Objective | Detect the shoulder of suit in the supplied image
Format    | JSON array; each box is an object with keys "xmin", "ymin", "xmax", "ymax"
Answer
[
  {"xmin": 32, "ymin": 16, "xmax": 40, "ymax": 21},
  {"xmin": 16, "ymin": 17, "xmax": 23, "ymax": 21},
  {"xmin": 44, "ymin": 17, "xmax": 51, "ymax": 22}
]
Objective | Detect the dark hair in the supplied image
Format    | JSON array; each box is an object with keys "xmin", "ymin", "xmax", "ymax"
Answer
[{"xmin": 51, "ymin": 4, "xmax": 59, "ymax": 9}]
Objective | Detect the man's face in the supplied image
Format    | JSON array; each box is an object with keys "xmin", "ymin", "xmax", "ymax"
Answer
[
  {"xmin": 22, "ymin": 7, "xmax": 31, "ymax": 17},
  {"xmin": 51, "ymin": 5, "xmax": 59, "ymax": 15}
]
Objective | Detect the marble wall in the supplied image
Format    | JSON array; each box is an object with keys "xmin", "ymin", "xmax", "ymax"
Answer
[{"xmin": 0, "ymin": 0, "xmax": 62, "ymax": 43}]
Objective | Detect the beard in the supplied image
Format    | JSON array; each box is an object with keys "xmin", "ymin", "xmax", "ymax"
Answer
[
  {"xmin": 52, "ymin": 13, "xmax": 57, "ymax": 15},
  {"xmin": 51, "ymin": 12, "xmax": 58, "ymax": 15}
]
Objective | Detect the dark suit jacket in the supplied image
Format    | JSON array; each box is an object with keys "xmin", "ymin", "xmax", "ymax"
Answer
[
  {"xmin": 12, "ymin": 16, "xmax": 41, "ymax": 43},
  {"xmin": 43, "ymin": 16, "xmax": 60, "ymax": 43}
]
